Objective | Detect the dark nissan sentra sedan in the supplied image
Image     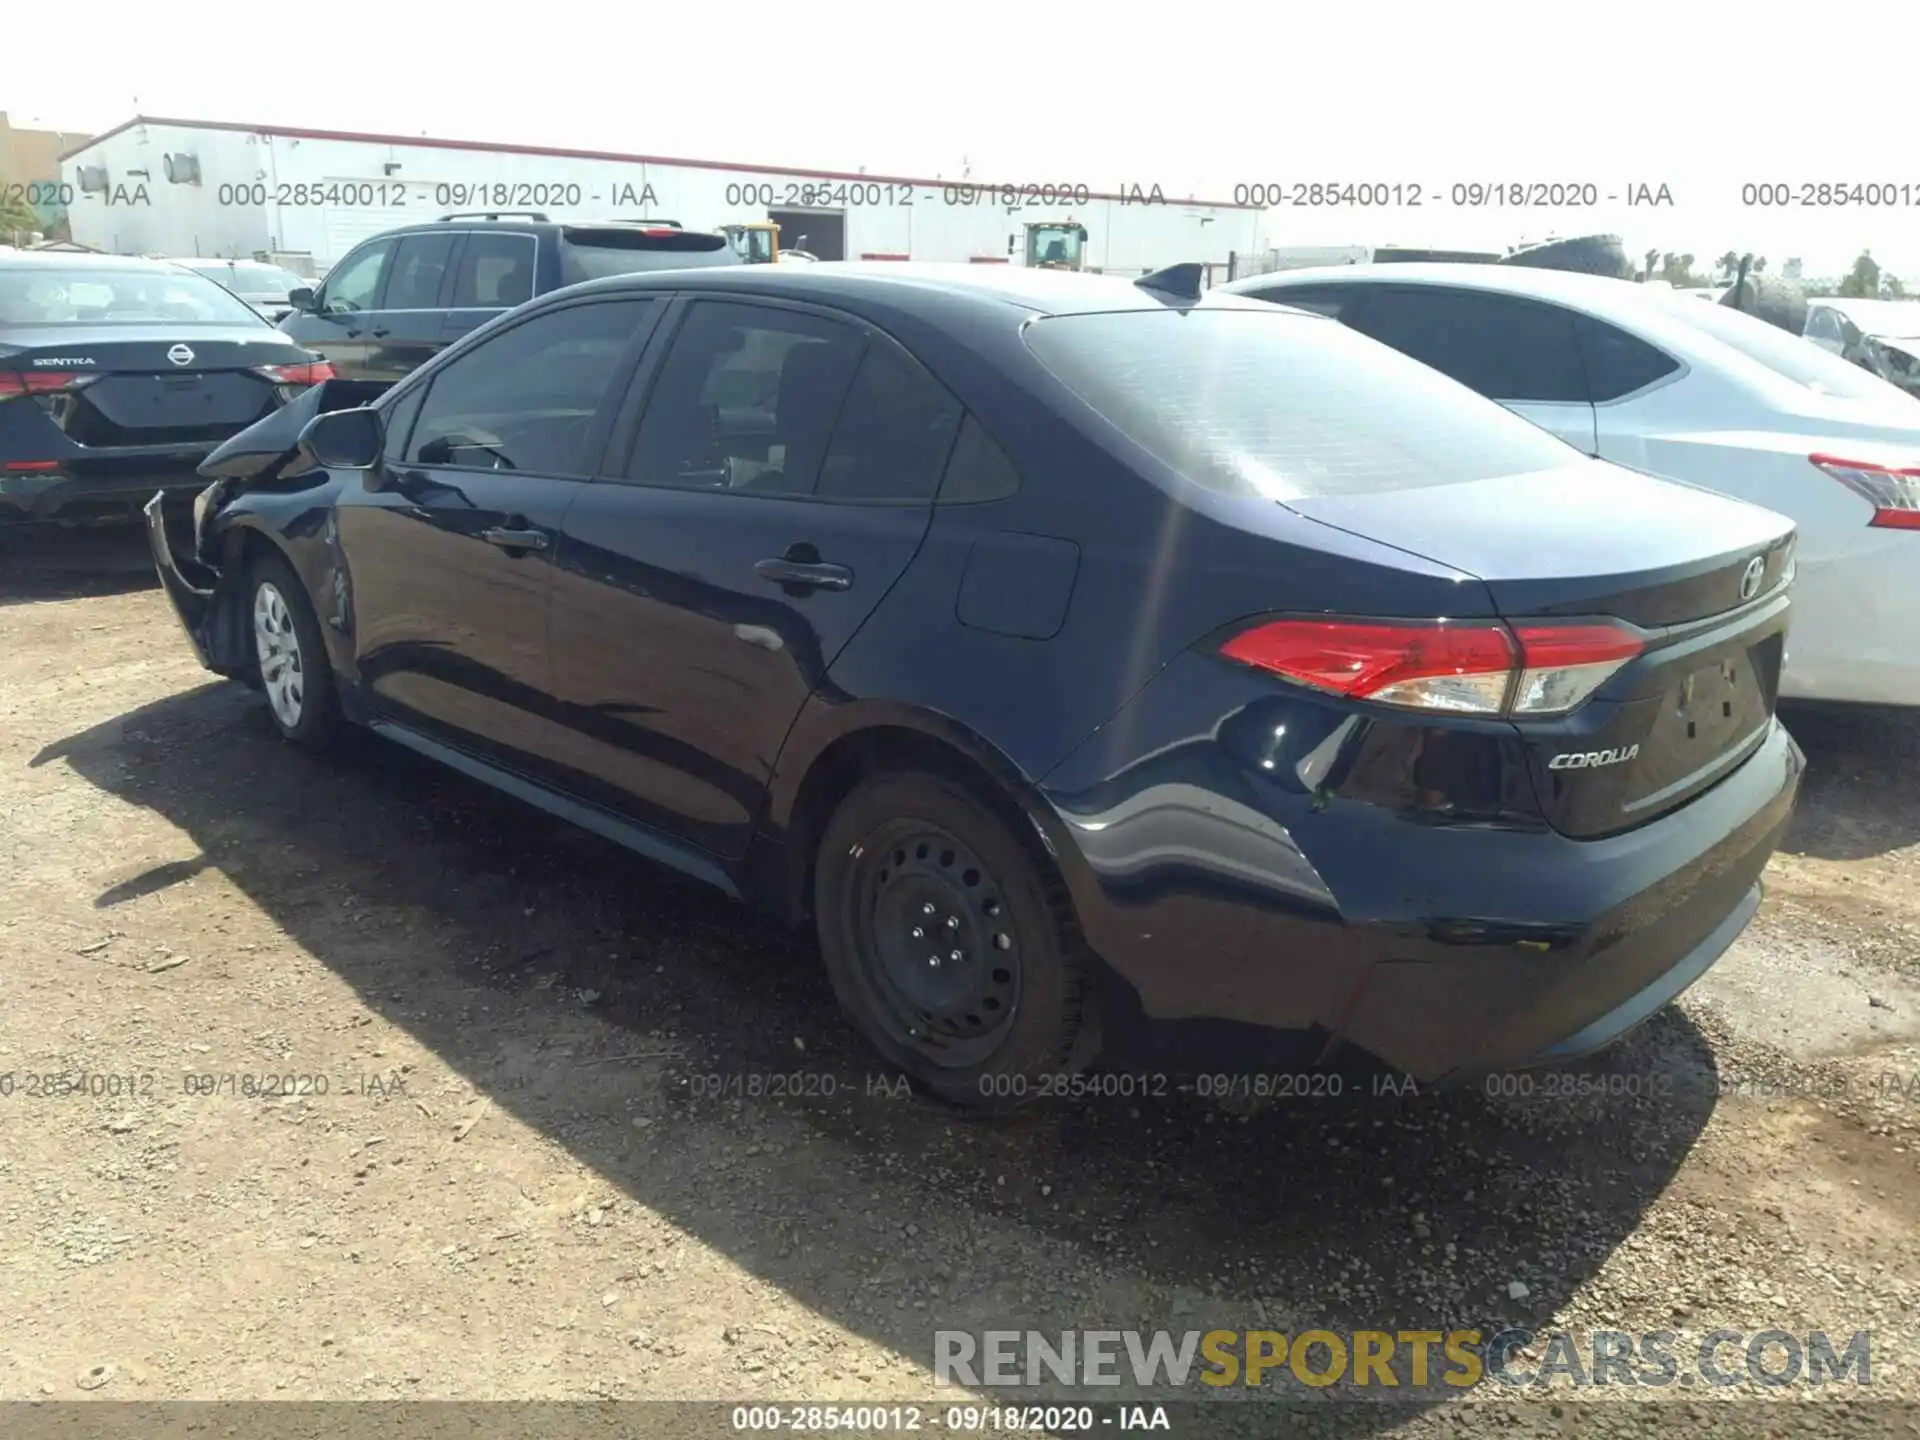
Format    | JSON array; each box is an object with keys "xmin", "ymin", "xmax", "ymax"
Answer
[{"xmin": 146, "ymin": 261, "xmax": 1803, "ymax": 1108}]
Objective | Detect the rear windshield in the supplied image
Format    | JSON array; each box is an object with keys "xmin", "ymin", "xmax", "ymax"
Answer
[
  {"xmin": 561, "ymin": 230, "xmax": 741, "ymax": 284},
  {"xmin": 1022, "ymin": 307, "xmax": 1581, "ymax": 499},
  {"xmin": 1659, "ymin": 298, "xmax": 1900, "ymax": 399},
  {"xmin": 0, "ymin": 265, "xmax": 266, "ymax": 326},
  {"xmin": 227, "ymin": 263, "xmax": 307, "ymax": 295},
  {"xmin": 181, "ymin": 261, "xmax": 305, "ymax": 296}
]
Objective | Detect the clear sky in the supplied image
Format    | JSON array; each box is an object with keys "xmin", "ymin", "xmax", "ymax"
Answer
[{"xmin": 7, "ymin": 0, "xmax": 1917, "ymax": 281}]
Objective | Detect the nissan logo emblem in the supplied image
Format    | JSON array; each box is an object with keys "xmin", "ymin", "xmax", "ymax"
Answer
[
  {"xmin": 166, "ymin": 343, "xmax": 194, "ymax": 367},
  {"xmin": 1739, "ymin": 555, "xmax": 1766, "ymax": 601}
]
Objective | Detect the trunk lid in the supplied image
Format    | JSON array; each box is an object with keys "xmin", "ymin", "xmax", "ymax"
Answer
[
  {"xmin": 1287, "ymin": 459, "xmax": 1797, "ymax": 838},
  {"xmin": 2, "ymin": 325, "xmax": 317, "ymax": 451}
]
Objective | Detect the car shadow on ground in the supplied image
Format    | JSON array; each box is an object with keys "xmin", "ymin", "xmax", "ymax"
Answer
[
  {"xmin": 35, "ymin": 680, "xmax": 1724, "ymax": 1433},
  {"xmin": 1776, "ymin": 701, "xmax": 1920, "ymax": 862},
  {"xmin": 0, "ymin": 523, "xmax": 161, "ymax": 606}
]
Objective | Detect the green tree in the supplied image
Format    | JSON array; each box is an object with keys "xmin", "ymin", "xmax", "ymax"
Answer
[
  {"xmin": 1716, "ymin": 250, "xmax": 1742, "ymax": 280},
  {"xmin": 1752, "ymin": 256, "xmax": 1767, "ymax": 272},
  {"xmin": 1838, "ymin": 250, "xmax": 1881, "ymax": 298},
  {"xmin": 0, "ymin": 189, "xmax": 41, "ymax": 243},
  {"xmin": 1659, "ymin": 252, "xmax": 1702, "ymax": 287},
  {"xmin": 1884, "ymin": 273, "xmax": 1906, "ymax": 299}
]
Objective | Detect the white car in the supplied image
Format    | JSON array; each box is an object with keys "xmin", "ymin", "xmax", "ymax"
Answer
[
  {"xmin": 1222, "ymin": 264, "xmax": 1920, "ymax": 706},
  {"xmin": 1803, "ymin": 297, "xmax": 1920, "ymax": 397}
]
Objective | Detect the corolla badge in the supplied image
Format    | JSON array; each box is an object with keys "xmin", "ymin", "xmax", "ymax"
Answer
[
  {"xmin": 1739, "ymin": 554, "xmax": 1765, "ymax": 601},
  {"xmin": 166, "ymin": 343, "xmax": 195, "ymax": 366},
  {"xmin": 1548, "ymin": 744, "xmax": 1640, "ymax": 771}
]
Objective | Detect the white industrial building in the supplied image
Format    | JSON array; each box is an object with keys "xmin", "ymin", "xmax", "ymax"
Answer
[{"xmin": 59, "ymin": 117, "xmax": 1269, "ymax": 278}]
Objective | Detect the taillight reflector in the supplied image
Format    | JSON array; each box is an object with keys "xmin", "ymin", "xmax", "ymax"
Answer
[
  {"xmin": 1810, "ymin": 453, "xmax": 1920, "ymax": 530},
  {"xmin": 1219, "ymin": 618, "xmax": 1644, "ymax": 717},
  {"xmin": 255, "ymin": 360, "xmax": 336, "ymax": 386},
  {"xmin": 0, "ymin": 371, "xmax": 93, "ymax": 397}
]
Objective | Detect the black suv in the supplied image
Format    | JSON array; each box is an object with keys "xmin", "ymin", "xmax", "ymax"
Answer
[{"xmin": 280, "ymin": 213, "xmax": 740, "ymax": 382}]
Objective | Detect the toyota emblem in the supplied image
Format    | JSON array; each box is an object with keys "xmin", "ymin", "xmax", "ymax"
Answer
[
  {"xmin": 1739, "ymin": 554, "xmax": 1765, "ymax": 601},
  {"xmin": 166, "ymin": 343, "xmax": 194, "ymax": 367}
]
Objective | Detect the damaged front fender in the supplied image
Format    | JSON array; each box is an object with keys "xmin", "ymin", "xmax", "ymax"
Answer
[{"xmin": 144, "ymin": 490, "xmax": 253, "ymax": 678}]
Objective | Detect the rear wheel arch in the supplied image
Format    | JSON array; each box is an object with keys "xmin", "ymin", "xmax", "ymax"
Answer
[{"xmin": 773, "ymin": 718, "xmax": 1069, "ymax": 930}]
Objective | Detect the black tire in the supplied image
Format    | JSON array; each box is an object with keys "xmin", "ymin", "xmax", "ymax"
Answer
[
  {"xmin": 245, "ymin": 549, "xmax": 341, "ymax": 751},
  {"xmin": 814, "ymin": 770, "xmax": 1098, "ymax": 1109}
]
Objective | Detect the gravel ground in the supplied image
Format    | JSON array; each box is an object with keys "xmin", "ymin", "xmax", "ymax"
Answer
[{"xmin": 3, "ymin": 526, "xmax": 1919, "ymax": 1439}]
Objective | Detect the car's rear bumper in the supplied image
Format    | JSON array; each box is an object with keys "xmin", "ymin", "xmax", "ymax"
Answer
[
  {"xmin": 1037, "ymin": 653, "xmax": 1803, "ymax": 1082},
  {"xmin": 1, "ymin": 466, "xmax": 208, "ymax": 522}
]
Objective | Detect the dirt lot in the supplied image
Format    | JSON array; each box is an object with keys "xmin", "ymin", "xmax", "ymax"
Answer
[{"xmin": 4, "ymin": 527, "xmax": 1920, "ymax": 1437}]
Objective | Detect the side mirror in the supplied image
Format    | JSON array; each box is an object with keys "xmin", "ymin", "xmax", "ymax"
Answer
[
  {"xmin": 287, "ymin": 286, "xmax": 316, "ymax": 311},
  {"xmin": 299, "ymin": 406, "xmax": 383, "ymax": 470}
]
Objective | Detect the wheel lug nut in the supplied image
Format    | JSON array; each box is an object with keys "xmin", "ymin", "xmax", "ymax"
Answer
[
  {"xmin": 949, "ymin": 949, "xmax": 962, "ymax": 963},
  {"xmin": 946, "ymin": 916, "xmax": 959, "ymax": 930},
  {"xmin": 928, "ymin": 956, "xmax": 941, "ymax": 968},
  {"xmin": 911, "ymin": 927, "xmax": 924, "ymax": 940},
  {"xmin": 922, "ymin": 902, "xmax": 936, "ymax": 916}
]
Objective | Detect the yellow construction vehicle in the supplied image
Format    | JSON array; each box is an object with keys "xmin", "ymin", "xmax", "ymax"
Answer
[
  {"xmin": 723, "ymin": 222, "xmax": 781, "ymax": 264},
  {"xmin": 1024, "ymin": 221, "xmax": 1088, "ymax": 270}
]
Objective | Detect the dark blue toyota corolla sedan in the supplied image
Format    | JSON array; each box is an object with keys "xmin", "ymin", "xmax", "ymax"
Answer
[{"xmin": 146, "ymin": 261, "xmax": 1803, "ymax": 1107}]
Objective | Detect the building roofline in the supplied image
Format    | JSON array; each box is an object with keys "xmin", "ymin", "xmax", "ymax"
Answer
[{"xmin": 60, "ymin": 116, "xmax": 1260, "ymax": 211}]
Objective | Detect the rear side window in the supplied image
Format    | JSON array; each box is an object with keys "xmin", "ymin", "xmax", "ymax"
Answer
[
  {"xmin": 816, "ymin": 345, "xmax": 963, "ymax": 503},
  {"xmin": 450, "ymin": 233, "xmax": 537, "ymax": 308},
  {"xmin": 1579, "ymin": 317, "xmax": 1680, "ymax": 401},
  {"xmin": 384, "ymin": 233, "xmax": 457, "ymax": 310},
  {"xmin": 1023, "ymin": 308, "xmax": 1581, "ymax": 500},
  {"xmin": 938, "ymin": 416, "xmax": 1022, "ymax": 503},
  {"xmin": 562, "ymin": 229, "xmax": 741, "ymax": 284},
  {"xmin": 1347, "ymin": 287, "xmax": 1588, "ymax": 403}
]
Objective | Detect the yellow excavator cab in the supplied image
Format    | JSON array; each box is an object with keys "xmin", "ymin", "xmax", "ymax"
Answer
[
  {"xmin": 1025, "ymin": 221, "xmax": 1088, "ymax": 271},
  {"xmin": 723, "ymin": 223, "xmax": 780, "ymax": 265}
]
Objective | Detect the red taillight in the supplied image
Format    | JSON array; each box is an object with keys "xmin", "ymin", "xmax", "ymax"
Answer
[
  {"xmin": 0, "ymin": 370, "xmax": 93, "ymax": 397},
  {"xmin": 1219, "ymin": 618, "xmax": 1643, "ymax": 717},
  {"xmin": 255, "ymin": 360, "xmax": 336, "ymax": 386},
  {"xmin": 1809, "ymin": 454, "xmax": 1920, "ymax": 530}
]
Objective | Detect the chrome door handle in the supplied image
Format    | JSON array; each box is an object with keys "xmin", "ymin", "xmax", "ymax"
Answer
[
  {"xmin": 753, "ymin": 558, "xmax": 851, "ymax": 591},
  {"xmin": 480, "ymin": 527, "xmax": 549, "ymax": 552}
]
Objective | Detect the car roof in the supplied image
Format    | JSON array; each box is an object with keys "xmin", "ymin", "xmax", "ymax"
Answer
[
  {"xmin": 554, "ymin": 261, "xmax": 1292, "ymax": 319},
  {"xmin": 0, "ymin": 250, "xmax": 186, "ymax": 272},
  {"xmin": 1224, "ymin": 261, "xmax": 1774, "ymax": 337}
]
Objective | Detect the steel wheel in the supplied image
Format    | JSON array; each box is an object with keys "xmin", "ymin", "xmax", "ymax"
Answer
[
  {"xmin": 253, "ymin": 580, "xmax": 305, "ymax": 730},
  {"xmin": 845, "ymin": 819, "xmax": 1023, "ymax": 1069}
]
